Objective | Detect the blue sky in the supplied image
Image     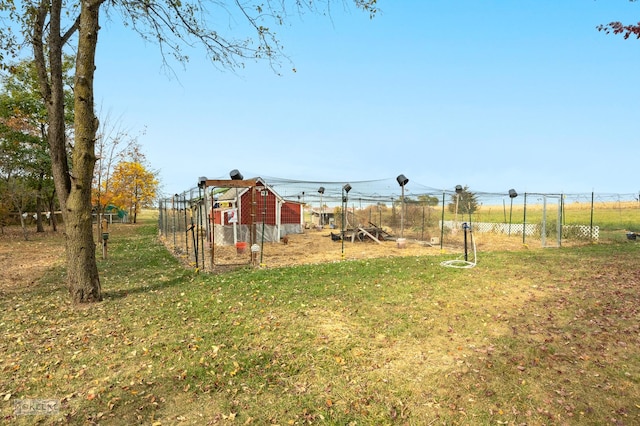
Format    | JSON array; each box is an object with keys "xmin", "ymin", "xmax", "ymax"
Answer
[{"xmin": 94, "ymin": 0, "xmax": 640, "ymax": 199}]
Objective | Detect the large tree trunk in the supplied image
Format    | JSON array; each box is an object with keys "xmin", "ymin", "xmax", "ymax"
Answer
[
  {"xmin": 32, "ymin": 0, "xmax": 102, "ymax": 303},
  {"xmin": 65, "ymin": 0, "xmax": 102, "ymax": 303},
  {"xmin": 63, "ymin": 198, "xmax": 101, "ymax": 302}
]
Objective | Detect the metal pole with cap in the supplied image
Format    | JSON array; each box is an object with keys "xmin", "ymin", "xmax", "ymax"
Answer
[
  {"xmin": 318, "ymin": 187, "xmax": 325, "ymax": 227},
  {"xmin": 341, "ymin": 183, "xmax": 351, "ymax": 259},
  {"xmin": 508, "ymin": 189, "xmax": 518, "ymax": 236},
  {"xmin": 396, "ymin": 174, "xmax": 409, "ymax": 238}
]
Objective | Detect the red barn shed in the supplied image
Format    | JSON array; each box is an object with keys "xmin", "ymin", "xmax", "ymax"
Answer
[{"xmin": 210, "ymin": 178, "xmax": 303, "ymax": 246}]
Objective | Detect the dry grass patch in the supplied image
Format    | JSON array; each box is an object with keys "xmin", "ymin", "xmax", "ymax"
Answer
[{"xmin": 0, "ymin": 228, "xmax": 65, "ymax": 293}]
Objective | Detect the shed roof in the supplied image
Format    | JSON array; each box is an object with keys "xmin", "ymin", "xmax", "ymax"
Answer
[{"xmin": 214, "ymin": 177, "xmax": 284, "ymax": 203}]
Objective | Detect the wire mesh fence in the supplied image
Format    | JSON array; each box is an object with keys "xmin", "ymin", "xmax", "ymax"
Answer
[{"xmin": 158, "ymin": 178, "xmax": 640, "ymax": 271}]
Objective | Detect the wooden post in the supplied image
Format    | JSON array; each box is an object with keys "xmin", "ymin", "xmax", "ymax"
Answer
[{"xmin": 101, "ymin": 218, "xmax": 108, "ymax": 259}]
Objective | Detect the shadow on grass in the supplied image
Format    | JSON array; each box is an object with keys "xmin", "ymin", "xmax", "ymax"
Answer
[
  {"xmin": 0, "ymin": 264, "xmax": 68, "ymax": 301},
  {"xmin": 101, "ymin": 272, "xmax": 191, "ymax": 300}
]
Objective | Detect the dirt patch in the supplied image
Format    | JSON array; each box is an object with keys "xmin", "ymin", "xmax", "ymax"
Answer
[
  {"xmin": 167, "ymin": 227, "xmax": 442, "ymax": 271},
  {"xmin": 245, "ymin": 228, "xmax": 438, "ymax": 267},
  {"xmin": 172, "ymin": 226, "xmax": 533, "ymax": 271},
  {"xmin": 0, "ymin": 228, "xmax": 66, "ymax": 292}
]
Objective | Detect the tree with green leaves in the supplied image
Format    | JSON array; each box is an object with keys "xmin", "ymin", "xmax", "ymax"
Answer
[
  {"xmin": 0, "ymin": 59, "xmax": 73, "ymax": 232},
  {"xmin": 0, "ymin": 0, "xmax": 378, "ymax": 303},
  {"xmin": 448, "ymin": 186, "xmax": 479, "ymax": 216},
  {"xmin": 416, "ymin": 194, "xmax": 439, "ymax": 207}
]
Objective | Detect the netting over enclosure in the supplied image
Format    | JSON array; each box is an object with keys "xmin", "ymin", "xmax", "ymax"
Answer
[{"xmin": 157, "ymin": 175, "xmax": 640, "ymax": 272}]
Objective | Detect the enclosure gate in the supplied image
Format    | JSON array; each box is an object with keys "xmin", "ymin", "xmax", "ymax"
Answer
[
  {"xmin": 202, "ymin": 178, "xmax": 258, "ymax": 269},
  {"xmin": 541, "ymin": 194, "xmax": 562, "ymax": 248}
]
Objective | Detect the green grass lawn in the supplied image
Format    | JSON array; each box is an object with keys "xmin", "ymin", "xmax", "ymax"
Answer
[
  {"xmin": 473, "ymin": 201, "xmax": 640, "ymax": 232},
  {"xmin": 1, "ymin": 213, "xmax": 639, "ymax": 425}
]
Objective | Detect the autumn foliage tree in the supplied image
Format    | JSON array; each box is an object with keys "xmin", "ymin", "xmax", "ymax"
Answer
[
  {"xmin": 598, "ymin": 21, "xmax": 640, "ymax": 39},
  {"xmin": 597, "ymin": 0, "xmax": 640, "ymax": 39},
  {"xmin": 109, "ymin": 161, "xmax": 158, "ymax": 223},
  {"xmin": 92, "ymin": 114, "xmax": 144, "ymax": 236}
]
